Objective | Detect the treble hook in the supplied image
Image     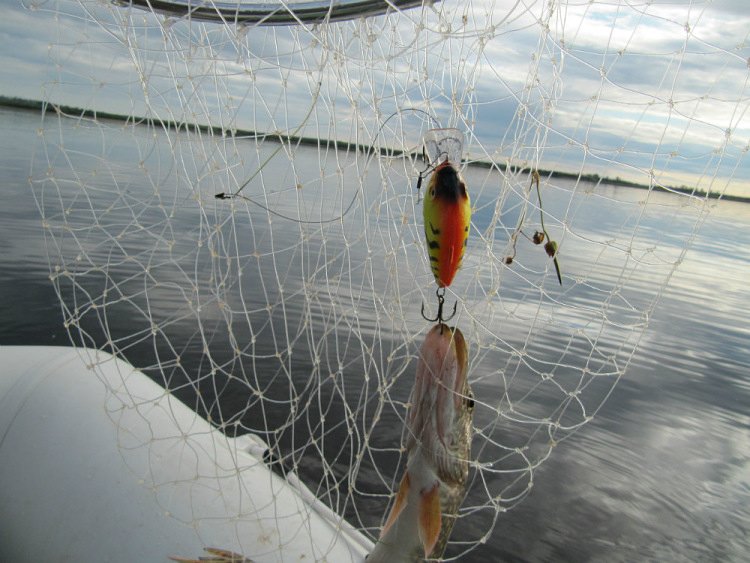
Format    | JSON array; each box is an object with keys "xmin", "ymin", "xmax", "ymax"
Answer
[{"xmin": 421, "ymin": 287, "xmax": 457, "ymax": 325}]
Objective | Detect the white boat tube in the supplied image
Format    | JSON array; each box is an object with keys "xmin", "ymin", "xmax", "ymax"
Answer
[{"xmin": 0, "ymin": 346, "xmax": 373, "ymax": 562}]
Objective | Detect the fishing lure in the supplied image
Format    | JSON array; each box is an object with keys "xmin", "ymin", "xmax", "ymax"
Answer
[{"xmin": 419, "ymin": 129, "xmax": 471, "ymax": 323}]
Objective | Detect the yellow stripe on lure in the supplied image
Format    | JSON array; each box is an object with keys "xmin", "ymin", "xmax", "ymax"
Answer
[{"xmin": 423, "ymin": 160, "xmax": 471, "ymax": 288}]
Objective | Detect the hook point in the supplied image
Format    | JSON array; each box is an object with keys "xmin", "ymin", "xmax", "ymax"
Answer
[{"xmin": 420, "ymin": 287, "xmax": 457, "ymax": 325}]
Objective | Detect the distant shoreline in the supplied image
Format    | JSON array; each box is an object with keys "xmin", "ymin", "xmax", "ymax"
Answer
[{"xmin": 3, "ymin": 95, "xmax": 746, "ymax": 204}]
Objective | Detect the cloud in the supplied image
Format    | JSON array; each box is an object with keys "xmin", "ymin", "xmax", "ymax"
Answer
[{"xmin": 1, "ymin": 0, "xmax": 747, "ymax": 195}]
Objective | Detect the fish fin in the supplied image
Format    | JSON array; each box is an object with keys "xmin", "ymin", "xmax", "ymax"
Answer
[
  {"xmin": 381, "ymin": 472, "xmax": 410, "ymax": 538},
  {"xmin": 169, "ymin": 547, "xmax": 254, "ymax": 562},
  {"xmin": 418, "ymin": 481, "xmax": 441, "ymax": 557}
]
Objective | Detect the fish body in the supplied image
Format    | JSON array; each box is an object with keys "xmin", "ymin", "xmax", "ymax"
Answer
[
  {"xmin": 170, "ymin": 547, "xmax": 253, "ymax": 562},
  {"xmin": 369, "ymin": 325, "xmax": 474, "ymax": 562},
  {"xmin": 422, "ymin": 161, "xmax": 471, "ymax": 288}
]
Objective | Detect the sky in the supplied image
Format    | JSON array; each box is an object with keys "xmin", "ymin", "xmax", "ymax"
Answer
[{"xmin": 1, "ymin": 0, "xmax": 748, "ymax": 196}]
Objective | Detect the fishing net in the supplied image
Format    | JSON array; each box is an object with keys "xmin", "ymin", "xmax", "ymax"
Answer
[{"xmin": 29, "ymin": 0, "xmax": 746, "ymax": 560}]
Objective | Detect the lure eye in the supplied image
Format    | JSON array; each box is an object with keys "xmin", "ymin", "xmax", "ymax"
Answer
[{"xmin": 465, "ymin": 393, "xmax": 475, "ymax": 411}]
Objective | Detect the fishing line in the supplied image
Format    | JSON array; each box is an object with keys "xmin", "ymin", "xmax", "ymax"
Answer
[{"xmin": 216, "ymin": 107, "xmax": 442, "ymax": 224}]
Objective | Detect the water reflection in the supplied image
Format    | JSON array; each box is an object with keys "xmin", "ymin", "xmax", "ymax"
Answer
[{"xmin": 2, "ymin": 106, "xmax": 748, "ymax": 561}]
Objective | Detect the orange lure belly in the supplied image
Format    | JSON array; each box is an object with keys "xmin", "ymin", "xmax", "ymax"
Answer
[{"xmin": 425, "ymin": 199, "xmax": 470, "ymax": 288}]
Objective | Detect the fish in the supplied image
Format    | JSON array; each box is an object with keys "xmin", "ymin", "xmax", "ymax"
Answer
[
  {"xmin": 422, "ymin": 160, "xmax": 471, "ymax": 288},
  {"xmin": 368, "ymin": 324, "xmax": 474, "ymax": 562},
  {"xmin": 170, "ymin": 547, "xmax": 253, "ymax": 562}
]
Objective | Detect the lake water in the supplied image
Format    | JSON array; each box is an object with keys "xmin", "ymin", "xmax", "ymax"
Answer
[{"xmin": 1, "ymin": 105, "xmax": 748, "ymax": 562}]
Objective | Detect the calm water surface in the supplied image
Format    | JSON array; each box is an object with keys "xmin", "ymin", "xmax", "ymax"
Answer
[{"xmin": 1, "ymin": 106, "xmax": 748, "ymax": 562}]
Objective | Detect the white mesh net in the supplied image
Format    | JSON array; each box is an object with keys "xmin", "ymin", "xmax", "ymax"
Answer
[{"xmin": 28, "ymin": 0, "xmax": 747, "ymax": 560}]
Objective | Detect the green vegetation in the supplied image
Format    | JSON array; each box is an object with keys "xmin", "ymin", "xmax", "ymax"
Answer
[
  {"xmin": 0, "ymin": 95, "xmax": 406, "ymax": 158},
  {"xmin": 469, "ymin": 159, "xmax": 747, "ymax": 203},
  {"xmin": 2, "ymin": 95, "xmax": 746, "ymax": 204}
]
